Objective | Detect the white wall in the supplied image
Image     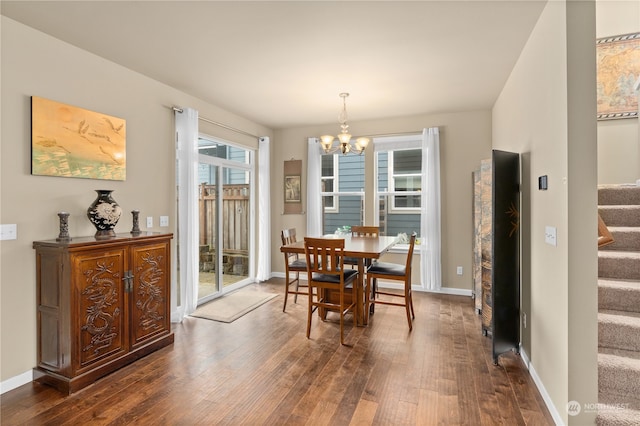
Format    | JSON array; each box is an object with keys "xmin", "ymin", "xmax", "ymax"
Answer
[
  {"xmin": 493, "ymin": 1, "xmax": 598, "ymax": 424},
  {"xmin": 0, "ymin": 17, "xmax": 272, "ymax": 385},
  {"xmin": 596, "ymin": 0, "xmax": 640, "ymax": 184}
]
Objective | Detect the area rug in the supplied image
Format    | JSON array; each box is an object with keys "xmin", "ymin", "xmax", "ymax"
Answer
[{"xmin": 190, "ymin": 289, "xmax": 278, "ymax": 323}]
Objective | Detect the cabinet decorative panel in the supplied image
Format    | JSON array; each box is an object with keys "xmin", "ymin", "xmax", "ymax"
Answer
[{"xmin": 34, "ymin": 232, "xmax": 173, "ymax": 394}]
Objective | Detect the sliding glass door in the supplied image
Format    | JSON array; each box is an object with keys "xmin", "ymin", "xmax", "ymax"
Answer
[{"xmin": 197, "ymin": 137, "xmax": 254, "ymax": 304}]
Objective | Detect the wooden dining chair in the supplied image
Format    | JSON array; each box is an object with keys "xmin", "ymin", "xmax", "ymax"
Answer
[
  {"xmin": 304, "ymin": 237, "xmax": 358, "ymax": 345},
  {"xmin": 344, "ymin": 225, "xmax": 380, "ymax": 268},
  {"xmin": 351, "ymin": 225, "xmax": 380, "ymax": 237},
  {"xmin": 365, "ymin": 232, "xmax": 417, "ymax": 331},
  {"xmin": 281, "ymin": 228, "xmax": 308, "ymax": 312}
]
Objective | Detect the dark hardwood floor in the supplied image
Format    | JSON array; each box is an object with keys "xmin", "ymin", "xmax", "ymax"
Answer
[{"xmin": 1, "ymin": 279, "xmax": 553, "ymax": 425}]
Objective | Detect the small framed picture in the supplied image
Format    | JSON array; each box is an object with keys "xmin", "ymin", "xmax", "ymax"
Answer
[{"xmin": 284, "ymin": 175, "xmax": 301, "ymax": 203}]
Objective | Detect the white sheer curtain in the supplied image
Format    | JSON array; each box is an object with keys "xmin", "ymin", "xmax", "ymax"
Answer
[
  {"xmin": 172, "ymin": 107, "xmax": 199, "ymax": 322},
  {"xmin": 421, "ymin": 127, "xmax": 442, "ymax": 291},
  {"xmin": 306, "ymin": 137, "xmax": 323, "ymax": 237},
  {"xmin": 256, "ymin": 137, "xmax": 271, "ymax": 281}
]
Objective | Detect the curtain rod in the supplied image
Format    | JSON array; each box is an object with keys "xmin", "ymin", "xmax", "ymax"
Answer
[
  {"xmin": 360, "ymin": 130, "xmax": 423, "ymax": 139},
  {"xmin": 309, "ymin": 130, "xmax": 423, "ymax": 142},
  {"xmin": 172, "ymin": 106, "xmax": 260, "ymax": 139}
]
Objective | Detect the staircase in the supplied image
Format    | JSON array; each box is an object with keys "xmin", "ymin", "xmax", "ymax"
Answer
[{"xmin": 597, "ymin": 184, "xmax": 640, "ymax": 426}]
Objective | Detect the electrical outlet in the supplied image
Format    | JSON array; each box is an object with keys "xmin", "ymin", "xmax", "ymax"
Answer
[
  {"xmin": 146, "ymin": 216, "xmax": 153, "ymax": 228},
  {"xmin": 160, "ymin": 216, "xmax": 169, "ymax": 227},
  {"xmin": 456, "ymin": 266, "xmax": 463, "ymax": 275}
]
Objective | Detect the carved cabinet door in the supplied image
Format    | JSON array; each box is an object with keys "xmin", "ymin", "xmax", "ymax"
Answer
[
  {"xmin": 72, "ymin": 247, "xmax": 128, "ymax": 373},
  {"xmin": 130, "ymin": 240, "xmax": 171, "ymax": 349}
]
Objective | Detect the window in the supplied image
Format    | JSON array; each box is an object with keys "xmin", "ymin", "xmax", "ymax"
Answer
[
  {"xmin": 388, "ymin": 149, "xmax": 422, "ymax": 210},
  {"xmin": 321, "ymin": 154, "xmax": 337, "ymax": 211},
  {"xmin": 321, "ymin": 153, "xmax": 365, "ymax": 234},
  {"xmin": 375, "ymin": 136, "xmax": 422, "ymax": 238}
]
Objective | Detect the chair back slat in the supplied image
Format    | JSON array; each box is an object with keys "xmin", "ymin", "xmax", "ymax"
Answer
[
  {"xmin": 405, "ymin": 232, "xmax": 417, "ymax": 274},
  {"xmin": 281, "ymin": 228, "xmax": 297, "ymax": 245},
  {"xmin": 281, "ymin": 228, "xmax": 300, "ymax": 263},
  {"xmin": 304, "ymin": 237, "xmax": 344, "ymax": 277},
  {"xmin": 351, "ymin": 226, "xmax": 379, "ymax": 237}
]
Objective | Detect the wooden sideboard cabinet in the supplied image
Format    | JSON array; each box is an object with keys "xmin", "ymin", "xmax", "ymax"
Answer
[{"xmin": 33, "ymin": 232, "xmax": 174, "ymax": 394}]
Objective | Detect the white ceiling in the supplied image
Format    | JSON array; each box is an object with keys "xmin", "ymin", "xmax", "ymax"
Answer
[{"xmin": 1, "ymin": 1, "xmax": 547, "ymax": 129}]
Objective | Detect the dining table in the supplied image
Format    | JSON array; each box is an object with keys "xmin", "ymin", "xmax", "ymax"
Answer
[{"xmin": 280, "ymin": 234, "xmax": 398, "ymax": 326}]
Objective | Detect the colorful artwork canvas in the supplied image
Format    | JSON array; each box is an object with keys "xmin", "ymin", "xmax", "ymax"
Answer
[
  {"xmin": 596, "ymin": 32, "xmax": 640, "ymax": 120},
  {"xmin": 31, "ymin": 96, "xmax": 126, "ymax": 180}
]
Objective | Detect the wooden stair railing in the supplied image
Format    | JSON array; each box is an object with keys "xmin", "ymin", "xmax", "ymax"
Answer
[{"xmin": 598, "ymin": 213, "xmax": 615, "ymax": 247}]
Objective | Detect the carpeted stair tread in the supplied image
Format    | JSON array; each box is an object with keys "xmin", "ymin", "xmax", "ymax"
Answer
[
  {"xmin": 597, "ymin": 388, "xmax": 640, "ymax": 426},
  {"xmin": 598, "ymin": 311, "xmax": 640, "ymax": 352},
  {"xmin": 598, "ymin": 251, "xmax": 640, "ymax": 280},
  {"xmin": 599, "ymin": 346, "xmax": 640, "ymax": 361},
  {"xmin": 598, "ymin": 353, "xmax": 640, "ymax": 404},
  {"xmin": 598, "ymin": 279, "xmax": 640, "ymax": 313},
  {"xmin": 598, "ymin": 185, "xmax": 640, "ymax": 205},
  {"xmin": 599, "ymin": 205, "xmax": 640, "ymax": 227},
  {"xmin": 596, "ymin": 406, "xmax": 640, "ymax": 426},
  {"xmin": 599, "ymin": 227, "xmax": 640, "ymax": 252}
]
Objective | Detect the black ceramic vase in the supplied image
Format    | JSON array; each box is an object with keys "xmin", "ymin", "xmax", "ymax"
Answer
[{"xmin": 87, "ymin": 190, "xmax": 122, "ymax": 238}]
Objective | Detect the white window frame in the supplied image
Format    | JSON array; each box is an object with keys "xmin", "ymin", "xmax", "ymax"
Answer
[
  {"xmin": 374, "ymin": 135, "xmax": 423, "ymax": 250},
  {"xmin": 321, "ymin": 153, "xmax": 338, "ymax": 212},
  {"xmin": 386, "ymin": 149, "xmax": 422, "ymax": 213}
]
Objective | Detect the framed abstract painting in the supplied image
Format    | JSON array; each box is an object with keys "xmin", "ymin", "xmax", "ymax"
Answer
[{"xmin": 31, "ymin": 96, "xmax": 126, "ymax": 180}]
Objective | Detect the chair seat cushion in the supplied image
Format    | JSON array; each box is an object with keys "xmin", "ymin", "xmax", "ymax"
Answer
[
  {"xmin": 367, "ymin": 262, "xmax": 406, "ymax": 276},
  {"xmin": 343, "ymin": 256, "xmax": 359, "ymax": 265},
  {"xmin": 288, "ymin": 259, "xmax": 307, "ymax": 270},
  {"xmin": 312, "ymin": 268, "xmax": 358, "ymax": 285}
]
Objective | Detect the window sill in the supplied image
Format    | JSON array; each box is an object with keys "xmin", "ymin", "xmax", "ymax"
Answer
[{"xmin": 388, "ymin": 243, "xmax": 422, "ymax": 254}]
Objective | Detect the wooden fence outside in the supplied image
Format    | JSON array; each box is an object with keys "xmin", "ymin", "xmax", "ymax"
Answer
[{"xmin": 199, "ymin": 183, "xmax": 249, "ymax": 274}]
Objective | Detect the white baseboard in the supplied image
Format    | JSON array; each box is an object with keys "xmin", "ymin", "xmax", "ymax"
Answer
[
  {"xmin": 417, "ymin": 286, "xmax": 473, "ymax": 297},
  {"xmin": 520, "ymin": 346, "xmax": 564, "ymax": 425},
  {"xmin": 271, "ymin": 273, "xmax": 473, "ymax": 297},
  {"xmin": 1, "ymin": 370, "xmax": 33, "ymax": 395}
]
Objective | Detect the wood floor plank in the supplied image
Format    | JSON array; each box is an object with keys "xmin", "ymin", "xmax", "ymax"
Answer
[
  {"xmin": 1, "ymin": 279, "xmax": 554, "ymax": 426},
  {"xmin": 349, "ymin": 399, "xmax": 378, "ymax": 426}
]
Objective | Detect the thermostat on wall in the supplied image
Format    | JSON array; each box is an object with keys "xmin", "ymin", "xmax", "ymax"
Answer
[{"xmin": 538, "ymin": 175, "xmax": 548, "ymax": 190}]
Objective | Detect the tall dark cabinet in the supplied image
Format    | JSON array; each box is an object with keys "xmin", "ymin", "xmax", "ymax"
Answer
[
  {"xmin": 33, "ymin": 232, "xmax": 174, "ymax": 393},
  {"xmin": 473, "ymin": 150, "xmax": 520, "ymax": 363}
]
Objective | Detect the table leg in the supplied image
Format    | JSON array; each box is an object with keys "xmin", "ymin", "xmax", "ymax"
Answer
[{"xmin": 358, "ymin": 259, "xmax": 366, "ymax": 326}]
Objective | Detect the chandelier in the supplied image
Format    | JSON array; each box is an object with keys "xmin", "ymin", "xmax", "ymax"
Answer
[{"xmin": 320, "ymin": 93, "xmax": 370, "ymax": 155}]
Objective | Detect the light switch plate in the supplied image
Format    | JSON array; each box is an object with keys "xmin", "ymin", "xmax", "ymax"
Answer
[
  {"xmin": 0, "ymin": 224, "xmax": 17, "ymax": 240},
  {"xmin": 545, "ymin": 226, "xmax": 557, "ymax": 246},
  {"xmin": 146, "ymin": 216, "xmax": 153, "ymax": 228}
]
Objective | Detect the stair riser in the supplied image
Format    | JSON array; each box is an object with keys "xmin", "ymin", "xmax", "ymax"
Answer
[
  {"xmin": 599, "ymin": 286, "xmax": 640, "ymax": 313},
  {"xmin": 599, "ymin": 322, "xmax": 640, "ymax": 353},
  {"xmin": 599, "ymin": 187, "xmax": 640, "ymax": 205},
  {"xmin": 599, "ymin": 230, "xmax": 640, "ymax": 251},
  {"xmin": 598, "ymin": 257, "xmax": 640, "ymax": 280},
  {"xmin": 599, "ymin": 207, "xmax": 640, "ymax": 227}
]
